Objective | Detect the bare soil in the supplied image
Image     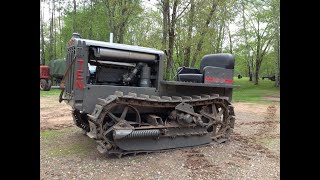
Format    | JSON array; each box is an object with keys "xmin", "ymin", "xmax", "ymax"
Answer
[
  {"xmin": 40, "ymin": 96, "xmax": 73, "ymax": 130},
  {"xmin": 40, "ymin": 96, "xmax": 280, "ymax": 180}
]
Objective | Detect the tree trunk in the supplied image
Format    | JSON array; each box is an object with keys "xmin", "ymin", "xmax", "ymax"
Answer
[
  {"xmin": 49, "ymin": 0, "xmax": 54, "ymax": 61},
  {"xmin": 216, "ymin": 5, "xmax": 227, "ymax": 53},
  {"xmin": 250, "ymin": 56, "xmax": 254, "ymax": 81},
  {"xmin": 220, "ymin": 25, "xmax": 225, "ymax": 52},
  {"xmin": 118, "ymin": 1, "xmax": 131, "ymax": 44},
  {"xmin": 216, "ymin": 22, "xmax": 224, "ymax": 53},
  {"xmin": 105, "ymin": 0, "xmax": 137, "ymax": 43},
  {"xmin": 273, "ymin": 1, "xmax": 280, "ymax": 87},
  {"xmin": 40, "ymin": 1, "xmax": 45, "ymax": 65},
  {"xmin": 105, "ymin": 0, "xmax": 114, "ymax": 41},
  {"xmin": 275, "ymin": 34, "xmax": 280, "ymax": 87},
  {"xmin": 183, "ymin": 0, "xmax": 194, "ymax": 67},
  {"xmin": 254, "ymin": 61, "xmax": 260, "ymax": 85},
  {"xmin": 53, "ymin": 0, "xmax": 56, "ymax": 59},
  {"xmin": 190, "ymin": 0, "xmax": 217, "ymax": 67},
  {"xmin": 228, "ymin": 23, "xmax": 233, "ymax": 54},
  {"xmin": 162, "ymin": 0, "xmax": 169, "ymax": 51},
  {"xmin": 248, "ymin": 63, "xmax": 252, "ymax": 81},
  {"xmin": 89, "ymin": 0, "xmax": 93, "ymax": 39},
  {"xmin": 58, "ymin": 0, "xmax": 62, "ymax": 57},
  {"xmin": 241, "ymin": 0, "xmax": 253, "ymax": 81},
  {"xmin": 73, "ymin": 0, "xmax": 77, "ymax": 32},
  {"xmin": 166, "ymin": 0, "xmax": 178, "ymax": 79},
  {"xmin": 253, "ymin": 20, "xmax": 261, "ymax": 85}
]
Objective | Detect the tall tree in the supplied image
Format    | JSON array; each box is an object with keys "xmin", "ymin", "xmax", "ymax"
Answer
[
  {"xmin": 53, "ymin": 0, "xmax": 56, "ymax": 59},
  {"xmin": 273, "ymin": 0, "xmax": 280, "ymax": 87},
  {"xmin": 89, "ymin": 0, "xmax": 94, "ymax": 39},
  {"xmin": 49, "ymin": 0, "xmax": 54, "ymax": 61},
  {"xmin": 40, "ymin": 0, "xmax": 45, "ymax": 65},
  {"xmin": 58, "ymin": 0, "xmax": 62, "ymax": 57},
  {"xmin": 227, "ymin": 22, "xmax": 233, "ymax": 54},
  {"xmin": 183, "ymin": 0, "xmax": 194, "ymax": 67},
  {"xmin": 241, "ymin": 0, "xmax": 253, "ymax": 81},
  {"xmin": 190, "ymin": 0, "xmax": 217, "ymax": 67},
  {"xmin": 248, "ymin": 1, "xmax": 275, "ymax": 85},
  {"xmin": 105, "ymin": 0, "xmax": 142, "ymax": 43},
  {"xmin": 161, "ymin": 0, "xmax": 169, "ymax": 51},
  {"xmin": 73, "ymin": 0, "xmax": 77, "ymax": 32},
  {"xmin": 166, "ymin": 0, "xmax": 179, "ymax": 78},
  {"xmin": 214, "ymin": 3, "xmax": 228, "ymax": 54}
]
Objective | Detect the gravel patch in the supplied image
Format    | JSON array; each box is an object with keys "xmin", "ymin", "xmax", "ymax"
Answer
[{"xmin": 40, "ymin": 96, "xmax": 280, "ymax": 179}]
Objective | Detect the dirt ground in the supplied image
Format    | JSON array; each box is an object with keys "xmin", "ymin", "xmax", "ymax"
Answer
[{"xmin": 40, "ymin": 96, "xmax": 280, "ymax": 180}]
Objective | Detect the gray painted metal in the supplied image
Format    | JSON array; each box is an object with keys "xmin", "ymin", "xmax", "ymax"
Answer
[
  {"xmin": 64, "ymin": 43, "xmax": 237, "ymax": 112},
  {"xmin": 62, "ymin": 34, "xmax": 238, "ymax": 156},
  {"xmin": 160, "ymin": 83, "xmax": 234, "ymax": 101},
  {"xmin": 82, "ymin": 85, "xmax": 158, "ymax": 113},
  {"xmin": 90, "ymin": 60, "xmax": 136, "ymax": 67},
  {"xmin": 93, "ymin": 47, "xmax": 157, "ymax": 62},
  {"xmin": 161, "ymin": 80, "xmax": 239, "ymax": 89},
  {"xmin": 115, "ymin": 134, "xmax": 211, "ymax": 151},
  {"xmin": 74, "ymin": 38, "xmax": 164, "ymax": 56},
  {"xmin": 203, "ymin": 66, "xmax": 234, "ymax": 84}
]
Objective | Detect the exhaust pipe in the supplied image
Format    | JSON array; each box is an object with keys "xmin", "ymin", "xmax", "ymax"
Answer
[{"xmin": 110, "ymin": 33, "xmax": 113, "ymax": 43}]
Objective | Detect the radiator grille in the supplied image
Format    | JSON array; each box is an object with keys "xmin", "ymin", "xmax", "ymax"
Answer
[{"xmin": 65, "ymin": 46, "xmax": 76, "ymax": 95}]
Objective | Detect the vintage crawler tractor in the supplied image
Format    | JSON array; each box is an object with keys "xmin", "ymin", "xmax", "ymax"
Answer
[{"xmin": 59, "ymin": 33, "xmax": 239, "ymax": 157}]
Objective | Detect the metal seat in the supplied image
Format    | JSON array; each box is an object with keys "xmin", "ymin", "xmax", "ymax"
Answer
[{"xmin": 176, "ymin": 53, "xmax": 235, "ymax": 83}]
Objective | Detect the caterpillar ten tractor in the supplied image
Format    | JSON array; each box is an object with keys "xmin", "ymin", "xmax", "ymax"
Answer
[{"xmin": 59, "ymin": 33, "xmax": 239, "ymax": 157}]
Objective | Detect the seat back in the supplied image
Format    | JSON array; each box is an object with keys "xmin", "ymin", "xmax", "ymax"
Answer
[
  {"xmin": 176, "ymin": 53, "xmax": 235, "ymax": 84},
  {"xmin": 200, "ymin": 53, "xmax": 235, "ymax": 73},
  {"xmin": 203, "ymin": 66, "xmax": 234, "ymax": 84}
]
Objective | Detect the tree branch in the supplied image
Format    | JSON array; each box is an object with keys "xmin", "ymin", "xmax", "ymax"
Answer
[{"xmin": 176, "ymin": 1, "xmax": 191, "ymax": 20}]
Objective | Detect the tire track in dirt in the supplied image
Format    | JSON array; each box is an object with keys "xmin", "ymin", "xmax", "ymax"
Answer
[
  {"xmin": 181, "ymin": 104, "xmax": 280, "ymax": 179},
  {"xmin": 255, "ymin": 104, "xmax": 278, "ymax": 137},
  {"xmin": 183, "ymin": 148, "xmax": 222, "ymax": 180},
  {"xmin": 231, "ymin": 104, "xmax": 279, "ymax": 161}
]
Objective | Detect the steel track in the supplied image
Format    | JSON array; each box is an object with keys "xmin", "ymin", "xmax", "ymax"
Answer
[{"xmin": 76, "ymin": 91, "xmax": 235, "ymax": 157}]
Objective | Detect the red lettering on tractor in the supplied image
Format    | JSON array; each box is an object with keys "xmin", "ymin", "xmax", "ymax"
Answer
[
  {"xmin": 205, "ymin": 77, "xmax": 233, "ymax": 83},
  {"xmin": 224, "ymin": 79, "xmax": 233, "ymax": 83},
  {"xmin": 76, "ymin": 60, "xmax": 84, "ymax": 89}
]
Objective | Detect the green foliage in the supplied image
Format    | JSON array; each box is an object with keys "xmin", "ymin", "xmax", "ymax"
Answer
[{"xmin": 40, "ymin": 0, "xmax": 280, "ymax": 82}]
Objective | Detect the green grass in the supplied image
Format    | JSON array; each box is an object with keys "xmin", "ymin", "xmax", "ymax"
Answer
[
  {"xmin": 233, "ymin": 77, "xmax": 280, "ymax": 102},
  {"xmin": 40, "ymin": 130, "xmax": 63, "ymax": 140},
  {"xmin": 40, "ymin": 128, "xmax": 74, "ymax": 140},
  {"xmin": 40, "ymin": 88, "xmax": 61, "ymax": 97},
  {"xmin": 48, "ymin": 140, "xmax": 95, "ymax": 157},
  {"xmin": 41, "ymin": 128, "xmax": 96, "ymax": 157}
]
